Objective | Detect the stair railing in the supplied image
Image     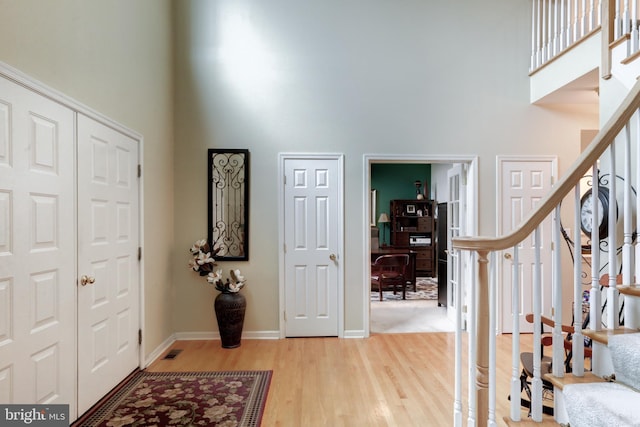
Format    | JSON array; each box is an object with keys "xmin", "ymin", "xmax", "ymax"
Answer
[{"xmin": 452, "ymin": 78, "xmax": 640, "ymax": 426}]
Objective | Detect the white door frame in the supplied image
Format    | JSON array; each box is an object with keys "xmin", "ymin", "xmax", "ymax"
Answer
[
  {"xmin": 363, "ymin": 154, "xmax": 479, "ymax": 337},
  {"xmin": 496, "ymin": 155, "xmax": 557, "ymax": 333},
  {"xmin": 278, "ymin": 153, "xmax": 345, "ymax": 338},
  {"xmin": 0, "ymin": 61, "xmax": 145, "ymax": 417}
]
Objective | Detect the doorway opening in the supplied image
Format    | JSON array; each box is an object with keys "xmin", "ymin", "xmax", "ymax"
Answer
[{"xmin": 363, "ymin": 155, "xmax": 478, "ymax": 336}]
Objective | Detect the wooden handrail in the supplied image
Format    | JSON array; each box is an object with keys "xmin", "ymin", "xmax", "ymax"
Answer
[{"xmin": 452, "ymin": 78, "xmax": 640, "ymax": 252}]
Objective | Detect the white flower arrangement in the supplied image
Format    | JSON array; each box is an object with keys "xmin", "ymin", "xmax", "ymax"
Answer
[{"xmin": 189, "ymin": 239, "xmax": 246, "ymax": 293}]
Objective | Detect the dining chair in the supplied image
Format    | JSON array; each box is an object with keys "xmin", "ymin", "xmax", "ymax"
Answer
[{"xmin": 371, "ymin": 254, "xmax": 410, "ymax": 301}]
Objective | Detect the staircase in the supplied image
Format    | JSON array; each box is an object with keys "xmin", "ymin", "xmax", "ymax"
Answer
[{"xmin": 450, "ymin": 1, "xmax": 640, "ymax": 426}]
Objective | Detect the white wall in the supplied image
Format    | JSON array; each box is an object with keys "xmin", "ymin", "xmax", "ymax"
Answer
[
  {"xmin": 0, "ymin": 0, "xmax": 175, "ymax": 355},
  {"xmin": 173, "ymin": 0, "xmax": 599, "ymax": 334}
]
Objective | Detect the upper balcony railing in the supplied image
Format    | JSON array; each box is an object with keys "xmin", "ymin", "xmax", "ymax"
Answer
[{"xmin": 531, "ymin": 0, "xmax": 640, "ymax": 76}]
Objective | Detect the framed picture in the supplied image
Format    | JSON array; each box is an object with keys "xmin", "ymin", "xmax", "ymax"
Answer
[{"xmin": 406, "ymin": 204, "xmax": 416, "ymax": 214}]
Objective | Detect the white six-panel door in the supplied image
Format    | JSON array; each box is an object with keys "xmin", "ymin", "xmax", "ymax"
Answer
[
  {"xmin": 282, "ymin": 156, "xmax": 342, "ymax": 337},
  {"xmin": 0, "ymin": 77, "xmax": 76, "ymax": 413},
  {"xmin": 499, "ymin": 157, "xmax": 556, "ymax": 333},
  {"xmin": 77, "ymin": 114, "xmax": 140, "ymax": 414}
]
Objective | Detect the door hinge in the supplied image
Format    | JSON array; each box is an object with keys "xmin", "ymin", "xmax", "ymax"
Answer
[
  {"xmin": 284, "ymin": 311, "xmax": 287, "ymax": 321},
  {"xmin": 138, "ymin": 247, "xmax": 142, "ymax": 261},
  {"xmin": 284, "ymin": 175, "xmax": 286, "ymax": 185},
  {"xmin": 138, "ymin": 164, "xmax": 142, "ymax": 178},
  {"xmin": 138, "ymin": 329, "xmax": 142, "ymax": 345}
]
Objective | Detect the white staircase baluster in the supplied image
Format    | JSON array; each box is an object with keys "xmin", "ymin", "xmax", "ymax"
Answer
[
  {"xmin": 509, "ymin": 247, "xmax": 521, "ymax": 421},
  {"xmin": 623, "ymin": 120, "xmax": 636, "ymax": 328},
  {"xmin": 632, "ymin": 0, "xmax": 639, "ymax": 54},
  {"xmin": 591, "ymin": 163, "xmax": 602, "ymax": 332},
  {"xmin": 590, "ymin": 0, "xmax": 597, "ymax": 30},
  {"xmin": 531, "ymin": 227, "xmax": 543, "ymax": 422},
  {"xmin": 624, "ymin": 0, "xmax": 631, "ymax": 36},
  {"xmin": 488, "ymin": 251, "xmax": 497, "ymax": 427},
  {"xmin": 573, "ymin": 184, "xmax": 585, "ymax": 376},
  {"xmin": 453, "ymin": 248, "xmax": 463, "ymax": 427},
  {"xmin": 608, "ymin": 144, "xmax": 620, "ymax": 329},
  {"xmin": 553, "ymin": 205, "xmax": 565, "ymax": 377},
  {"xmin": 468, "ymin": 251, "xmax": 477, "ymax": 427},
  {"xmin": 551, "ymin": 0, "xmax": 560, "ymax": 57}
]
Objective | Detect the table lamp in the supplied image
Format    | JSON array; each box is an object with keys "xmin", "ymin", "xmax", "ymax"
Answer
[{"xmin": 378, "ymin": 212, "xmax": 390, "ymax": 246}]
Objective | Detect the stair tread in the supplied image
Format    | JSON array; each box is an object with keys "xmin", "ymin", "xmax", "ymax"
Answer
[
  {"xmin": 583, "ymin": 327, "xmax": 640, "ymax": 345},
  {"xmin": 502, "ymin": 415, "xmax": 560, "ymax": 426},
  {"xmin": 543, "ymin": 371, "xmax": 606, "ymax": 390}
]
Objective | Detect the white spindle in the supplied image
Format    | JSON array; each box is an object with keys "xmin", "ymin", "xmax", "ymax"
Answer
[
  {"xmin": 468, "ymin": 251, "xmax": 477, "ymax": 427},
  {"xmin": 637, "ymin": 109, "xmax": 640, "ymax": 290},
  {"xmin": 552, "ymin": 205, "xmax": 565, "ymax": 377},
  {"xmin": 623, "ymin": 121, "xmax": 636, "ymax": 329},
  {"xmin": 531, "ymin": 227, "xmax": 543, "ymax": 422},
  {"xmin": 591, "ymin": 164, "xmax": 602, "ymax": 331},
  {"xmin": 454, "ymin": 248, "xmax": 462, "ymax": 427},
  {"xmin": 624, "ymin": 123, "xmax": 634, "ymax": 283},
  {"xmin": 509, "ymin": 247, "xmax": 521, "ymax": 421},
  {"xmin": 608, "ymin": 145, "xmax": 620, "ymax": 329},
  {"xmin": 551, "ymin": 0, "xmax": 560, "ymax": 57},
  {"xmin": 573, "ymin": 184, "xmax": 585, "ymax": 376},
  {"xmin": 616, "ymin": 0, "xmax": 623, "ymax": 39},
  {"xmin": 488, "ymin": 252, "xmax": 497, "ymax": 427},
  {"xmin": 532, "ymin": 0, "xmax": 538, "ymax": 70},
  {"xmin": 624, "ymin": 0, "xmax": 631, "ymax": 35},
  {"xmin": 581, "ymin": 0, "xmax": 588, "ymax": 37},
  {"xmin": 632, "ymin": 0, "xmax": 639, "ymax": 54}
]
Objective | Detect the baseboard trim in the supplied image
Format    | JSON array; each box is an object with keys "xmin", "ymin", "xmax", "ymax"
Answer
[
  {"xmin": 144, "ymin": 333, "xmax": 177, "ymax": 367},
  {"xmin": 344, "ymin": 329, "xmax": 366, "ymax": 338}
]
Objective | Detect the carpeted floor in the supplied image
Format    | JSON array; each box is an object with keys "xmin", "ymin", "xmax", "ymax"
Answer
[
  {"xmin": 371, "ymin": 277, "xmax": 455, "ymax": 333},
  {"xmin": 73, "ymin": 370, "xmax": 272, "ymax": 427}
]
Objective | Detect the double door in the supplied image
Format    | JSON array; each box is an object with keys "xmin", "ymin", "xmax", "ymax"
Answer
[{"xmin": 0, "ymin": 74, "xmax": 141, "ymax": 419}]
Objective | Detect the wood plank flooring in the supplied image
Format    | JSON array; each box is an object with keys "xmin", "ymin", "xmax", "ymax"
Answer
[{"xmin": 147, "ymin": 333, "xmax": 559, "ymax": 426}]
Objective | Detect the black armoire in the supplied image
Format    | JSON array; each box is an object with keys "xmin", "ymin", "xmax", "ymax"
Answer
[{"xmin": 436, "ymin": 203, "xmax": 448, "ymax": 307}]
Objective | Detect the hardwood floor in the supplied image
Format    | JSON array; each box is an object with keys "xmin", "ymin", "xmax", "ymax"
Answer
[{"xmin": 147, "ymin": 333, "xmax": 558, "ymax": 426}]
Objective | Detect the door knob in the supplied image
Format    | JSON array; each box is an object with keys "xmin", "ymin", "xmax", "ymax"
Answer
[
  {"xmin": 329, "ymin": 254, "xmax": 337, "ymax": 261},
  {"xmin": 80, "ymin": 275, "xmax": 96, "ymax": 286},
  {"xmin": 504, "ymin": 253, "xmax": 512, "ymax": 260}
]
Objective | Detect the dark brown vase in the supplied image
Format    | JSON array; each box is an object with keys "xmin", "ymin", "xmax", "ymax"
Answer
[{"xmin": 214, "ymin": 292, "xmax": 246, "ymax": 348}]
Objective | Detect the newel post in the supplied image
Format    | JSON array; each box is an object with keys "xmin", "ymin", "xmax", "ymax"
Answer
[{"xmin": 476, "ymin": 250, "xmax": 490, "ymax": 427}]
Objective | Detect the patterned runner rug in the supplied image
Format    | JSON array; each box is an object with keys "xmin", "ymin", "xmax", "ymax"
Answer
[
  {"xmin": 73, "ymin": 370, "xmax": 272, "ymax": 426},
  {"xmin": 371, "ymin": 277, "xmax": 438, "ymax": 301}
]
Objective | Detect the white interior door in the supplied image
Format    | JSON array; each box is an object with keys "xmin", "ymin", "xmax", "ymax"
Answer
[
  {"xmin": 282, "ymin": 155, "xmax": 343, "ymax": 337},
  {"xmin": 499, "ymin": 157, "xmax": 556, "ymax": 333},
  {"xmin": 447, "ymin": 164, "xmax": 465, "ymax": 323},
  {"xmin": 77, "ymin": 115, "xmax": 140, "ymax": 413},
  {"xmin": 0, "ymin": 76, "xmax": 76, "ymax": 412}
]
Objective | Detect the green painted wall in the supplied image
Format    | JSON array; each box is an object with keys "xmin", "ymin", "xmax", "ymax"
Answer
[{"xmin": 371, "ymin": 163, "xmax": 431, "ymax": 229}]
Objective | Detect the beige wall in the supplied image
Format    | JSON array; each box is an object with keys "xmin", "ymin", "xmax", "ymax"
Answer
[
  {"xmin": 0, "ymin": 0, "xmax": 601, "ymax": 344},
  {"xmin": 172, "ymin": 0, "xmax": 599, "ymax": 334},
  {"xmin": 0, "ymin": 0, "xmax": 175, "ymax": 356}
]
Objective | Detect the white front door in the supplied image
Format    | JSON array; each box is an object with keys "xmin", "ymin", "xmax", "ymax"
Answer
[
  {"xmin": 0, "ymin": 77, "xmax": 76, "ymax": 412},
  {"xmin": 281, "ymin": 155, "xmax": 343, "ymax": 337},
  {"xmin": 499, "ymin": 157, "xmax": 556, "ymax": 333},
  {"xmin": 77, "ymin": 115, "xmax": 140, "ymax": 413},
  {"xmin": 447, "ymin": 164, "xmax": 466, "ymax": 323}
]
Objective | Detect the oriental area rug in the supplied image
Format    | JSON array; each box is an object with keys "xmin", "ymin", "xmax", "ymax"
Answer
[
  {"xmin": 73, "ymin": 370, "xmax": 272, "ymax": 427},
  {"xmin": 370, "ymin": 277, "xmax": 438, "ymax": 302}
]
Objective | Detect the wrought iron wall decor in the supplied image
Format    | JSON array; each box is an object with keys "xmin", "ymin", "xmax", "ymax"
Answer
[{"xmin": 208, "ymin": 149, "xmax": 249, "ymax": 260}]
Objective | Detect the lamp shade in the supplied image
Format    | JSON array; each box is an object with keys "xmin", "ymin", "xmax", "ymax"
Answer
[{"xmin": 378, "ymin": 212, "xmax": 390, "ymax": 223}]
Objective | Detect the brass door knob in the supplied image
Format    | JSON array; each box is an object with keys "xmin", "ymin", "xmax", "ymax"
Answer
[
  {"xmin": 80, "ymin": 275, "xmax": 96, "ymax": 286},
  {"xmin": 329, "ymin": 254, "xmax": 337, "ymax": 261}
]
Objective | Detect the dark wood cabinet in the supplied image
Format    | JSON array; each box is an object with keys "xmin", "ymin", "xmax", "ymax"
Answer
[{"xmin": 389, "ymin": 199, "xmax": 436, "ymax": 277}]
